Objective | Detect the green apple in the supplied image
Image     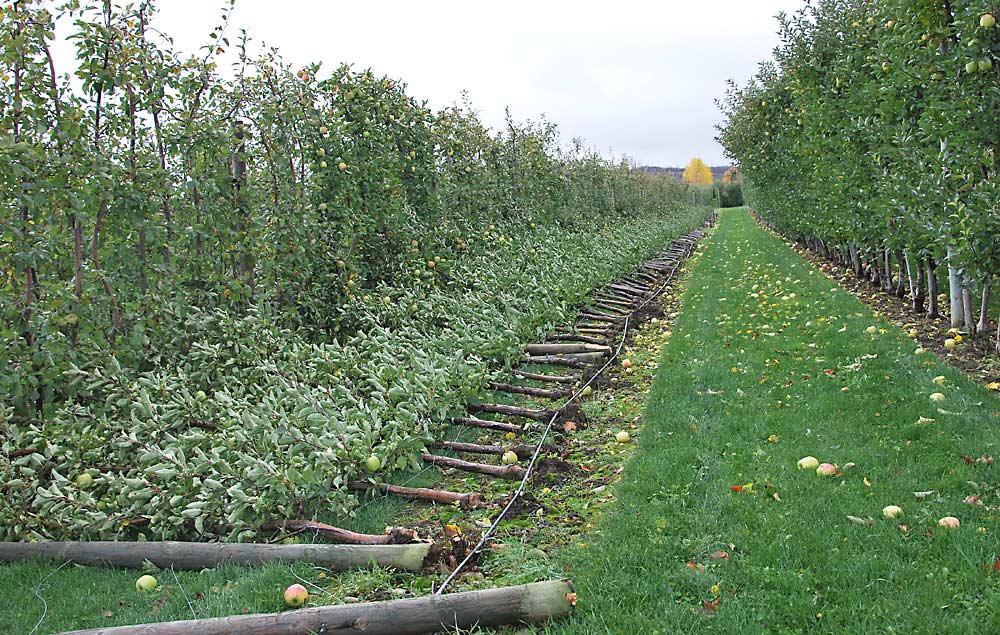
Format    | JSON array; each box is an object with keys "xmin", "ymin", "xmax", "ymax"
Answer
[
  {"xmin": 364, "ymin": 455, "xmax": 381, "ymax": 472},
  {"xmin": 75, "ymin": 472, "xmax": 94, "ymax": 488},
  {"xmin": 978, "ymin": 59, "xmax": 993, "ymax": 72},
  {"xmin": 615, "ymin": 430, "xmax": 631, "ymax": 444},
  {"xmin": 135, "ymin": 575, "xmax": 158, "ymax": 592},
  {"xmin": 982, "ymin": 13, "xmax": 996, "ymax": 29},
  {"xmin": 501, "ymin": 450, "xmax": 518, "ymax": 465}
]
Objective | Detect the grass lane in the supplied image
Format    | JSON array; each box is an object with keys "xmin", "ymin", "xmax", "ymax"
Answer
[{"xmin": 549, "ymin": 208, "xmax": 1000, "ymax": 634}]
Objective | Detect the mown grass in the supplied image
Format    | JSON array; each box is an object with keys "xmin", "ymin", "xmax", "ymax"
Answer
[{"xmin": 547, "ymin": 208, "xmax": 1000, "ymax": 634}]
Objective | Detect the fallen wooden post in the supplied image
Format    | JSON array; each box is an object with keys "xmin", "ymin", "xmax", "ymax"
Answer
[
  {"xmin": 0, "ymin": 540, "xmax": 430, "ymax": 572},
  {"xmin": 433, "ymin": 441, "xmax": 541, "ymax": 460},
  {"xmin": 58, "ymin": 579, "xmax": 576, "ymax": 635},
  {"xmin": 263, "ymin": 520, "xmax": 418, "ymax": 546},
  {"xmin": 421, "ymin": 453, "xmax": 527, "ymax": 481},
  {"xmin": 469, "ymin": 403, "xmax": 555, "ymax": 422},
  {"xmin": 488, "ymin": 382, "xmax": 569, "ymax": 399},
  {"xmin": 512, "ymin": 370, "xmax": 578, "ymax": 384},
  {"xmin": 349, "ymin": 481, "xmax": 482, "ymax": 510},
  {"xmin": 578, "ymin": 312, "xmax": 624, "ymax": 324},
  {"xmin": 450, "ymin": 415, "xmax": 523, "ymax": 433}
]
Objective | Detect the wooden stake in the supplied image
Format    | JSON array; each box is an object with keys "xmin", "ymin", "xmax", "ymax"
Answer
[
  {"xmin": 349, "ymin": 481, "xmax": 481, "ymax": 510},
  {"xmin": 57, "ymin": 579, "xmax": 576, "ymax": 635},
  {"xmin": 421, "ymin": 453, "xmax": 527, "ymax": 481},
  {"xmin": 0, "ymin": 541, "xmax": 430, "ymax": 572}
]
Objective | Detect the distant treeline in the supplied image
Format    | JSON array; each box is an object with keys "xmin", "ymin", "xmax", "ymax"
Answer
[{"xmin": 639, "ymin": 165, "xmax": 732, "ymax": 181}]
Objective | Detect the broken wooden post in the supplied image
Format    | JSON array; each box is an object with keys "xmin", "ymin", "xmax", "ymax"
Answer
[
  {"xmin": 57, "ymin": 579, "xmax": 576, "ymax": 635},
  {"xmin": 0, "ymin": 541, "xmax": 430, "ymax": 572},
  {"xmin": 349, "ymin": 481, "xmax": 482, "ymax": 509}
]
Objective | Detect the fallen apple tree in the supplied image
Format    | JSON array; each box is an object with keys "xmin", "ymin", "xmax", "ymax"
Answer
[
  {"xmin": 57, "ymin": 579, "xmax": 576, "ymax": 635},
  {"xmin": 0, "ymin": 540, "xmax": 430, "ymax": 571}
]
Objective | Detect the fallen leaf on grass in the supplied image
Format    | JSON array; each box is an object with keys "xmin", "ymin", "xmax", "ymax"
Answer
[
  {"xmin": 863, "ymin": 476, "xmax": 872, "ymax": 488},
  {"xmin": 847, "ymin": 516, "xmax": 875, "ymax": 527},
  {"xmin": 709, "ymin": 551, "xmax": 730, "ymax": 560},
  {"xmin": 562, "ymin": 421, "xmax": 577, "ymax": 433},
  {"xmin": 685, "ymin": 560, "xmax": 706, "ymax": 573},
  {"xmin": 964, "ymin": 495, "xmax": 981, "ymax": 505},
  {"xmin": 914, "ymin": 490, "xmax": 935, "ymax": 499},
  {"xmin": 699, "ymin": 598, "xmax": 721, "ymax": 614},
  {"xmin": 730, "ymin": 485, "xmax": 745, "ymax": 493}
]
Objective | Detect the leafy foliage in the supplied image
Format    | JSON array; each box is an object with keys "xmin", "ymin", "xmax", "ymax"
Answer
[
  {"xmin": 718, "ymin": 0, "xmax": 1000, "ymax": 310},
  {"xmin": 682, "ymin": 157, "xmax": 714, "ymax": 185},
  {"xmin": 0, "ymin": 1, "xmax": 708, "ymax": 540}
]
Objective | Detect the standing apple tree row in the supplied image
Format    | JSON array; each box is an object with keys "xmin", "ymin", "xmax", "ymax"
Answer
[{"xmin": 718, "ymin": 0, "xmax": 1000, "ymax": 350}]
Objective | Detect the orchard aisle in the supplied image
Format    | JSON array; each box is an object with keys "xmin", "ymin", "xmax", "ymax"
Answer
[{"xmin": 549, "ymin": 208, "xmax": 1000, "ymax": 634}]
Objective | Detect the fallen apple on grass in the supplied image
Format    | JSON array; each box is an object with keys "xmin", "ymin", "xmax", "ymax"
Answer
[
  {"xmin": 882, "ymin": 505, "xmax": 903, "ymax": 519},
  {"xmin": 615, "ymin": 430, "xmax": 631, "ymax": 444},
  {"xmin": 929, "ymin": 392, "xmax": 945, "ymax": 402},
  {"xmin": 284, "ymin": 583, "xmax": 309, "ymax": 607},
  {"xmin": 816, "ymin": 463, "xmax": 837, "ymax": 477},
  {"xmin": 135, "ymin": 574, "xmax": 158, "ymax": 592},
  {"xmin": 797, "ymin": 456, "xmax": 820, "ymax": 470},
  {"xmin": 937, "ymin": 516, "xmax": 960, "ymax": 529},
  {"xmin": 501, "ymin": 450, "xmax": 519, "ymax": 465}
]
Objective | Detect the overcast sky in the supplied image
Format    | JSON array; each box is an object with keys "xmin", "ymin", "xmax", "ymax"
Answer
[{"xmin": 61, "ymin": 0, "xmax": 806, "ymax": 167}]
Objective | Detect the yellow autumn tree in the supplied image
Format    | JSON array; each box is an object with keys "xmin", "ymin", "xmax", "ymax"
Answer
[{"xmin": 682, "ymin": 157, "xmax": 714, "ymax": 185}]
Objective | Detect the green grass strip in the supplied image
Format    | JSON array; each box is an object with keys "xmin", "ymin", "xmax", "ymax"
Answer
[{"xmin": 551, "ymin": 209, "xmax": 1000, "ymax": 634}]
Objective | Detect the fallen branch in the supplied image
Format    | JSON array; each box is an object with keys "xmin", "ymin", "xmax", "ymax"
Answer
[
  {"xmin": 525, "ymin": 343, "xmax": 611, "ymax": 356},
  {"xmin": 58, "ymin": 579, "xmax": 576, "ymax": 635},
  {"xmin": 469, "ymin": 403, "xmax": 555, "ymax": 422},
  {"xmin": 512, "ymin": 370, "xmax": 579, "ymax": 384},
  {"xmin": 450, "ymin": 416, "xmax": 523, "ymax": 433},
  {"xmin": 433, "ymin": 441, "xmax": 540, "ymax": 460},
  {"xmin": 349, "ymin": 481, "xmax": 481, "ymax": 509},
  {"xmin": 489, "ymin": 382, "xmax": 569, "ymax": 399},
  {"xmin": 421, "ymin": 453, "xmax": 527, "ymax": 481},
  {"xmin": 0, "ymin": 540, "xmax": 430, "ymax": 571},
  {"xmin": 546, "ymin": 334, "xmax": 608, "ymax": 345},
  {"xmin": 262, "ymin": 520, "xmax": 418, "ymax": 545},
  {"xmin": 523, "ymin": 355, "xmax": 590, "ymax": 368}
]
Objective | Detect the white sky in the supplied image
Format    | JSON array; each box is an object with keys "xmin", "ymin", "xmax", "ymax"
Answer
[{"xmin": 56, "ymin": 0, "xmax": 806, "ymax": 167}]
